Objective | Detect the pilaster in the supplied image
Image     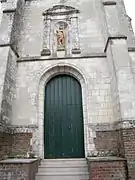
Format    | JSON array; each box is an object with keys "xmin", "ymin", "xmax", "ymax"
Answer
[
  {"xmin": 106, "ymin": 37, "xmax": 135, "ymax": 121},
  {"xmin": 0, "ymin": 0, "xmax": 21, "ymax": 132},
  {"xmin": 71, "ymin": 16, "xmax": 81, "ymax": 54},
  {"xmin": 103, "ymin": 0, "xmax": 135, "ymax": 123},
  {"xmin": 103, "ymin": 0, "xmax": 135, "ymax": 46},
  {"xmin": 103, "ymin": 0, "xmax": 120, "ymax": 37},
  {"xmin": 0, "ymin": 0, "xmax": 19, "ymax": 40},
  {"xmin": 41, "ymin": 17, "xmax": 51, "ymax": 56}
]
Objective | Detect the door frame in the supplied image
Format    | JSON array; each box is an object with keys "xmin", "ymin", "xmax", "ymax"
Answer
[{"xmin": 37, "ymin": 64, "xmax": 89, "ymax": 158}]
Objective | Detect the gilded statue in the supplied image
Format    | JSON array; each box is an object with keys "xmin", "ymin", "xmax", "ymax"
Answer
[{"xmin": 56, "ymin": 27, "xmax": 65, "ymax": 50}]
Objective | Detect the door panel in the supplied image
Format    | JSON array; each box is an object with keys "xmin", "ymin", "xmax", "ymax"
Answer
[{"xmin": 44, "ymin": 75, "xmax": 85, "ymax": 158}]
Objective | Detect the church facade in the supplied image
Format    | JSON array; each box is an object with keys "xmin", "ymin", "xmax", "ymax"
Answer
[{"xmin": 0, "ymin": 0, "xmax": 135, "ymax": 178}]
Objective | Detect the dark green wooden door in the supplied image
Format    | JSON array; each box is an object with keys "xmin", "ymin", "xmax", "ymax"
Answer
[{"xmin": 44, "ymin": 75, "xmax": 85, "ymax": 159}]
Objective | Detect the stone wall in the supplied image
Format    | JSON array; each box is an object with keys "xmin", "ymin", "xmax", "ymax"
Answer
[
  {"xmin": 0, "ymin": 46, "xmax": 10, "ymax": 132},
  {"xmin": 0, "ymin": 159, "xmax": 39, "ymax": 180},
  {"xmin": 13, "ymin": 57, "xmax": 114, "ymax": 156},
  {"xmin": 0, "ymin": 47, "xmax": 17, "ymax": 133},
  {"xmin": 117, "ymin": 0, "xmax": 135, "ymax": 46},
  {"xmin": 10, "ymin": 0, "xmax": 25, "ymax": 54},
  {"xmin": 0, "ymin": 0, "xmax": 135, "ymax": 57},
  {"xmin": 88, "ymin": 157, "xmax": 127, "ymax": 180},
  {"xmin": 106, "ymin": 43, "xmax": 121, "ymax": 123},
  {"xmin": 1, "ymin": 49, "xmax": 17, "ymax": 128},
  {"xmin": 0, "ymin": 3, "xmax": 135, "ymax": 180},
  {"xmin": 18, "ymin": 0, "xmax": 106, "ymax": 57},
  {"xmin": 129, "ymin": 51, "xmax": 135, "ymax": 79}
]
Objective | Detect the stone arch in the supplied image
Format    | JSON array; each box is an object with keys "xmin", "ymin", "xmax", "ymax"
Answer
[{"xmin": 37, "ymin": 63, "xmax": 88, "ymax": 158}]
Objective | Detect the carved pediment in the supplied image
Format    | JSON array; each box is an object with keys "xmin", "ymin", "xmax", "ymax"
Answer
[{"xmin": 43, "ymin": 5, "xmax": 80, "ymax": 16}]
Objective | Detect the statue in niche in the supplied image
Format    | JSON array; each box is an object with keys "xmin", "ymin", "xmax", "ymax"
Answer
[{"xmin": 56, "ymin": 26, "xmax": 66, "ymax": 50}]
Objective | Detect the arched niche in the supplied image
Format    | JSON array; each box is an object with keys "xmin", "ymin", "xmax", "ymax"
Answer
[{"xmin": 41, "ymin": 5, "xmax": 81, "ymax": 57}]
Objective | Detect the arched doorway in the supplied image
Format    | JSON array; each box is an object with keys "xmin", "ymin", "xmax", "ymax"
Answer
[{"xmin": 44, "ymin": 74, "xmax": 85, "ymax": 158}]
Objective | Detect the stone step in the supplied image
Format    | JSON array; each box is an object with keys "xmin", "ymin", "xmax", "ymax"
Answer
[
  {"xmin": 39, "ymin": 163, "xmax": 88, "ymax": 167},
  {"xmin": 41, "ymin": 158, "xmax": 86, "ymax": 161},
  {"xmin": 36, "ymin": 159, "xmax": 89, "ymax": 180},
  {"xmin": 40, "ymin": 158, "xmax": 87, "ymax": 166},
  {"xmin": 36, "ymin": 176, "xmax": 89, "ymax": 180},
  {"xmin": 36, "ymin": 172, "xmax": 89, "ymax": 180},
  {"xmin": 38, "ymin": 165, "xmax": 88, "ymax": 173}
]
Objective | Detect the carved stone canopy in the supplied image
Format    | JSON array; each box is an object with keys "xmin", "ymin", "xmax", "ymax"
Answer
[
  {"xmin": 41, "ymin": 5, "xmax": 81, "ymax": 56},
  {"xmin": 43, "ymin": 5, "xmax": 80, "ymax": 16}
]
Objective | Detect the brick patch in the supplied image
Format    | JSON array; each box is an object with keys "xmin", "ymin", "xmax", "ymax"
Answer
[
  {"xmin": 92, "ymin": 128, "xmax": 135, "ymax": 180},
  {"xmin": 94, "ymin": 130, "xmax": 124, "ymax": 156},
  {"xmin": 94, "ymin": 131, "xmax": 118, "ymax": 152},
  {"xmin": 88, "ymin": 158, "xmax": 127, "ymax": 180},
  {"xmin": 122, "ymin": 128, "xmax": 135, "ymax": 180},
  {"xmin": 12, "ymin": 133, "xmax": 32, "ymax": 157},
  {"xmin": 0, "ymin": 133, "xmax": 32, "ymax": 159},
  {"xmin": 0, "ymin": 133, "xmax": 13, "ymax": 160}
]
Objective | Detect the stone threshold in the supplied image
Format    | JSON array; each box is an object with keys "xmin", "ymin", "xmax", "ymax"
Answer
[
  {"xmin": 87, "ymin": 156, "xmax": 126, "ymax": 162},
  {"xmin": 0, "ymin": 158, "xmax": 38, "ymax": 164}
]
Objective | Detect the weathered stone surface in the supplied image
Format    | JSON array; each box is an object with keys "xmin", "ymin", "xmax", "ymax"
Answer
[
  {"xmin": 0, "ymin": 159, "xmax": 39, "ymax": 180},
  {"xmin": 0, "ymin": 47, "xmax": 17, "ymax": 132},
  {"xmin": 0, "ymin": 0, "xmax": 135, "ymax": 179}
]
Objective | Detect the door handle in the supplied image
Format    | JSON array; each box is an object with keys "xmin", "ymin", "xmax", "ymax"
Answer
[{"xmin": 69, "ymin": 124, "xmax": 72, "ymax": 129}]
